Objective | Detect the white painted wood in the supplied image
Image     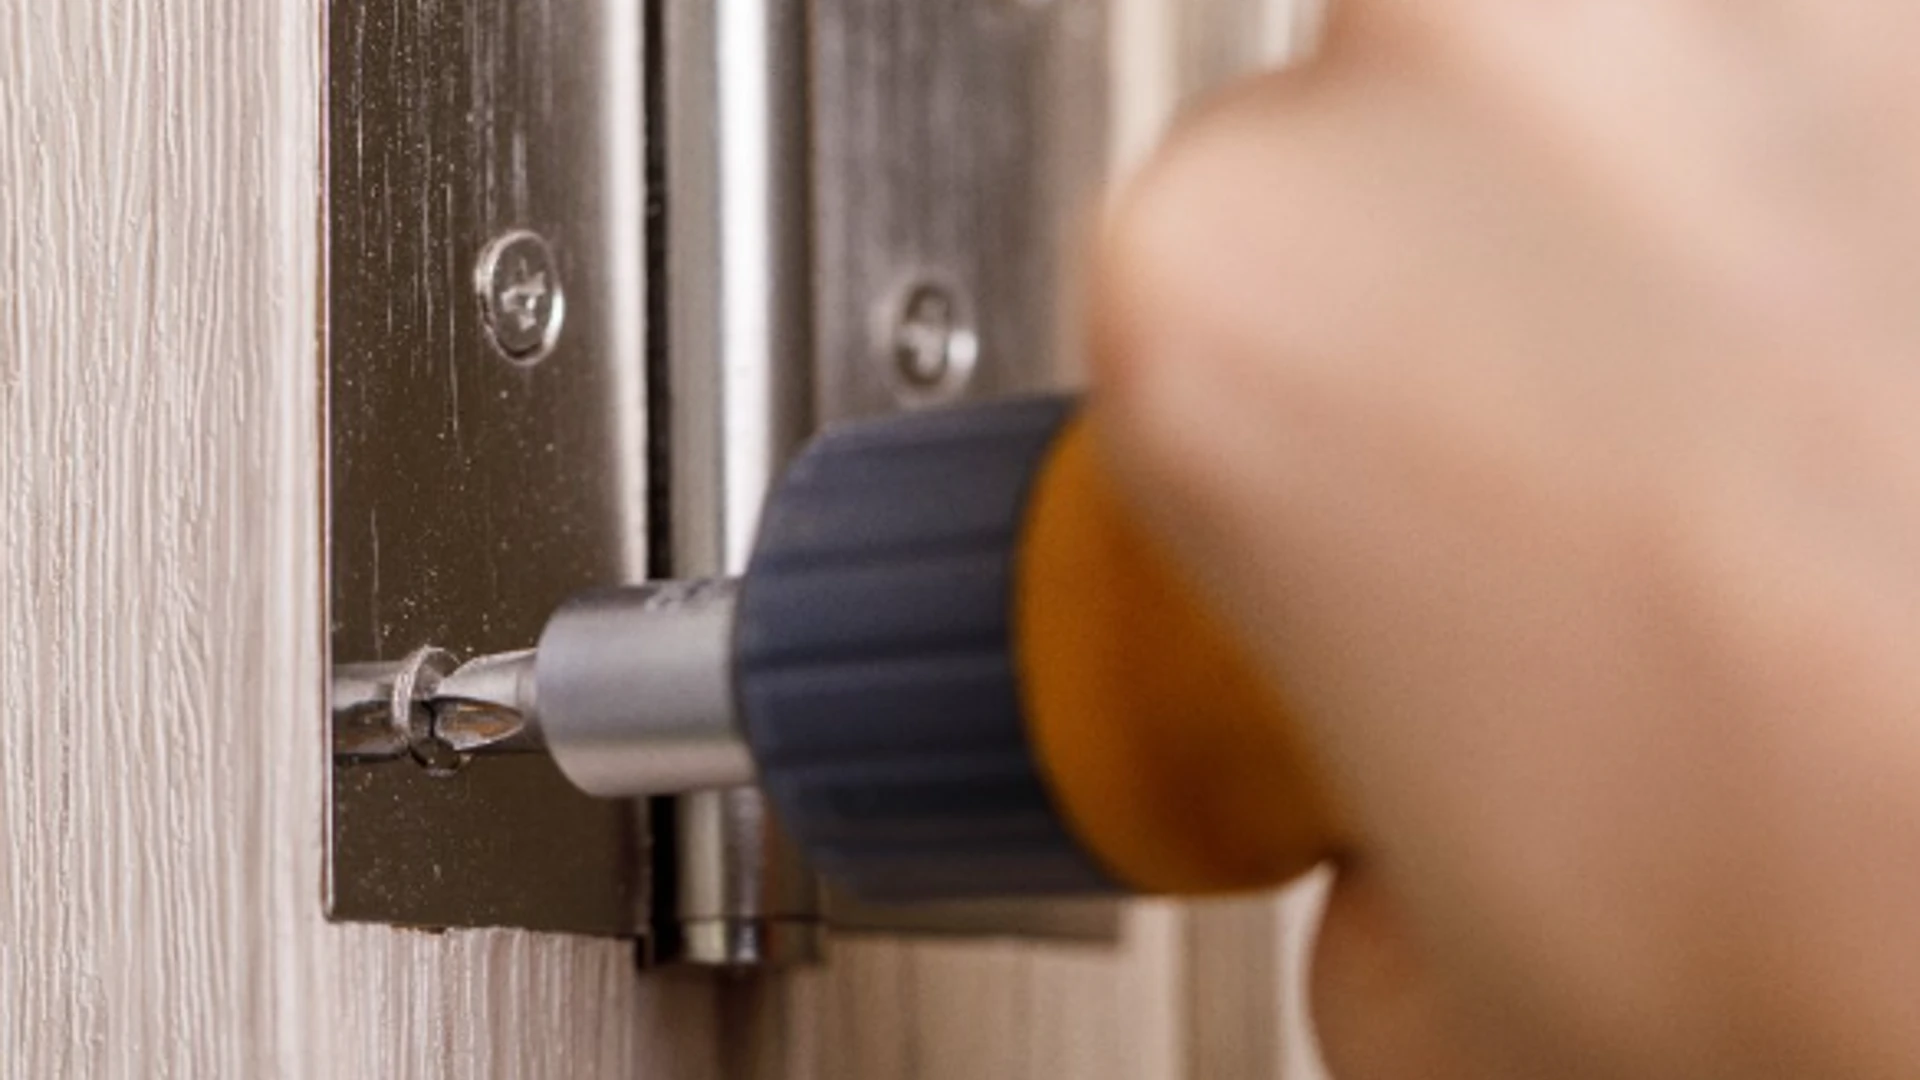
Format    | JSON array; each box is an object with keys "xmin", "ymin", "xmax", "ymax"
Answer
[
  {"xmin": 810, "ymin": 907, "xmax": 1184, "ymax": 1080},
  {"xmin": 0, "ymin": 2, "xmax": 715, "ymax": 1076}
]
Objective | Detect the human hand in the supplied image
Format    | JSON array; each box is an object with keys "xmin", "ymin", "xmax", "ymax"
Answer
[{"xmin": 1092, "ymin": 5, "xmax": 1920, "ymax": 1077}]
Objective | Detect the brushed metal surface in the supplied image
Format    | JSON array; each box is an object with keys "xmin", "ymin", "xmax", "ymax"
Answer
[
  {"xmin": 664, "ymin": 0, "xmax": 815, "ymax": 578},
  {"xmin": 811, "ymin": 0, "xmax": 1111, "ymax": 424},
  {"xmin": 807, "ymin": 0, "xmax": 1122, "ymax": 943},
  {"xmin": 323, "ymin": 0, "xmax": 1130, "ymax": 945},
  {"xmin": 325, "ymin": 0, "xmax": 651, "ymax": 936},
  {"xmin": 539, "ymin": 582, "xmax": 756, "ymax": 798},
  {"xmin": 659, "ymin": 0, "xmax": 825, "ymax": 967}
]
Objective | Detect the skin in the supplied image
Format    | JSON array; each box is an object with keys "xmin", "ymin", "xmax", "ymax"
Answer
[{"xmin": 1089, "ymin": 3, "xmax": 1920, "ymax": 1077}]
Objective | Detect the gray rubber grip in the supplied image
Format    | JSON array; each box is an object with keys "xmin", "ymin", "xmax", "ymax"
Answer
[{"xmin": 734, "ymin": 396, "xmax": 1120, "ymax": 901}]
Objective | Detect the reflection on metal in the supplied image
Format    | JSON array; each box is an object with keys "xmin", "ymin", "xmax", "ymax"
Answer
[
  {"xmin": 324, "ymin": 0, "xmax": 651, "ymax": 936},
  {"xmin": 475, "ymin": 231, "xmax": 568, "ymax": 365},
  {"xmin": 324, "ymin": 0, "xmax": 1127, "ymax": 950},
  {"xmin": 812, "ymin": 0, "xmax": 1112, "ymax": 426},
  {"xmin": 806, "ymin": 0, "xmax": 1125, "ymax": 944},
  {"xmin": 659, "ymin": 0, "xmax": 825, "ymax": 967},
  {"xmin": 885, "ymin": 279, "xmax": 981, "ymax": 405},
  {"xmin": 429, "ymin": 649, "xmax": 545, "ymax": 756},
  {"xmin": 677, "ymin": 788, "xmax": 827, "ymax": 967},
  {"xmin": 663, "ymin": 0, "xmax": 814, "ymax": 576},
  {"xmin": 537, "ymin": 583, "xmax": 757, "ymax": 799}
]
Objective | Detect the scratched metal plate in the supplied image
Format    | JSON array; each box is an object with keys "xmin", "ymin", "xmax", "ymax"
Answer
[
  {"xmin": 324, "ymin": 0, "xmax": 651, "ymax": 935},
  {"xmin": 325, "ymin": 0, "xmax": 1122, "ymax": 945},
  {"xmin": 811, "ymin": 0, "xmax": 1113, "ymax": 426}
]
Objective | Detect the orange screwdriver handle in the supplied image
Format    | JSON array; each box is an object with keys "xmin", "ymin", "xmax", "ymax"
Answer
[
  {"xmin": 737, "ymin": 398, "xmax": 1343, "ymax": 900},
  {"xmin": 1018, "ymin": 417, "xmax": 1345, "ymax": 894}
]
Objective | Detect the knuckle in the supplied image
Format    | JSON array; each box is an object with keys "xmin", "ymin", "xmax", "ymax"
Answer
[
  {"xmin": 1095, "ymin": 68, "xmax": 1350, "ymax": 378},
  {"xmin": 1102, "ymin": 70, "xmax": 1330, "ymax": 319}
]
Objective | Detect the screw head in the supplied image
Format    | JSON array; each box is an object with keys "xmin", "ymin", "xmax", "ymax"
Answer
[
  {"xmin": 890, "ymin": 283, "xmax": 979, "ymax": 401},
  {"xmin": 388, "ymin": 646, "xmax": 468, "ymax": 778},
  {"xmin": 476, "ymin": 230, "xmax": 566, "ymax": 364}
]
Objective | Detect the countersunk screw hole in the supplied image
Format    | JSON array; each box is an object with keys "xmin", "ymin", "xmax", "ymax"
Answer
[{"xmin": 888, "ymin": 282, "xmax": 979, "ymax": 402}]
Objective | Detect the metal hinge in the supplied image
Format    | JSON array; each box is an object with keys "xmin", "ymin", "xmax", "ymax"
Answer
[{"xmin": 324, "ymin": 0, "xmax": 1119, "ymax": 960}]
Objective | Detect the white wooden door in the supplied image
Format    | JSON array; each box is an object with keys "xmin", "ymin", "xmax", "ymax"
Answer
[{"xmin": 0, "ymin": 1, "xmax": 1323, "ymax": 1076}]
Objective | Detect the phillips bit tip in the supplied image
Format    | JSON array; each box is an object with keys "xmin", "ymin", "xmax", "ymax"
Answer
[{"xmin": 430, "ymin": 649, "xmax": 544, "ymax": 754}]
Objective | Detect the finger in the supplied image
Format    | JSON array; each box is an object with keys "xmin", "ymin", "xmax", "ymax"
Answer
[
  {"xmin": 1311, "ymin": 866, "xmax": 1490, "ymax": 1080},
  {"xmin": 1087, "ymin": 57, "xmax": 1539, "ymax": 590}
]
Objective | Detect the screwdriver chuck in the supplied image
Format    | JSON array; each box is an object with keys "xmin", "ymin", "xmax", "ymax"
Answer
[
  {"xmin": 437, "ymin": 397, "xmax": 1343, "ymax": 902},
  {"xmin": 737, "ymin": 397, "xmax": 1117, "ymax": 899}
]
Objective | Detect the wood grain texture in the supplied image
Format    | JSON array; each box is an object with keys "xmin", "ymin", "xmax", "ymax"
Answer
[
  {"xmin": 0, "ymin": 1, "xmax": 1312, "ymax": 1077},
  {"xmin": 812, "ymin": 909, "xmax": 1183, "ymax": 1080},
  {"xmin": 0, "ymin": 1, "xmax": 699, "ymax": 1076}
]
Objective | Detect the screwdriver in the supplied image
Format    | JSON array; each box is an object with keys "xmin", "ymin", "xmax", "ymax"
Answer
[{"xmin": 429, "ymin": 396, "xmax": 1344, "ymax": 902}]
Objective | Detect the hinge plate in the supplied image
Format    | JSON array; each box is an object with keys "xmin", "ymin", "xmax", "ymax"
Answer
[
  {"xmin": 324, "ymin": 0, "xmax": 1121, "ymax": 950},
  {"xmin": 324, "ymin": 0, "xmax": 651, "ymax": 937}
]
